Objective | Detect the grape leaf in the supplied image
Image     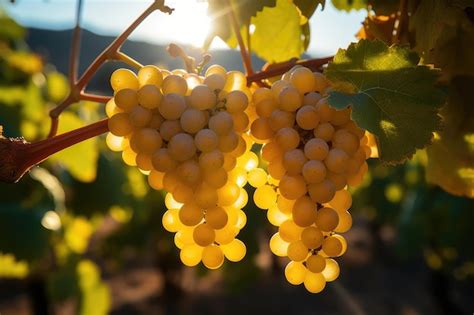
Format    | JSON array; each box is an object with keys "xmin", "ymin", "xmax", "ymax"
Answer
[
  {"xmin": 431, "ymin": 11, "xmax": 474, "ymax": 78},
  {"xmin": 324, "ymin": 39, "xmax": 446, "ymax": 164},
  {"xmin": 294, "ymin": 0, "xmax": 326, "ymax": 19},
  {"xmin": 251, "ymin": 0, "xmax": 305, "ymax": 62},
  {"xmin": 426, "ymin": 76, "xmax": 474, "ymax": 198},
  {"xmin": 331, "ymin": 0, "xmax": 366, "ymax": 11},
  {"xmin": 47, "ymin": 112, "xmax": 99, "ymax": 182}
]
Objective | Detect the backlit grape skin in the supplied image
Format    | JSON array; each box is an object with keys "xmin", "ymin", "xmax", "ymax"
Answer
[
  {"xmin": 248, "ymin": 66, "xmax": 370, "ymax": 294},
  {"xmin": 105, "ymin": 64, "xmax": 370, "ymax": 292}
]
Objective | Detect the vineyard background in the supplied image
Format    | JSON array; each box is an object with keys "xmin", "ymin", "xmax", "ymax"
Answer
[{"xmin": 1, "ymin": 1, "xmax": 474, "ymax": 314}]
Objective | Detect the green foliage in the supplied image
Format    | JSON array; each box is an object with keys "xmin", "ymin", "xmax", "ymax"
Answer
[
  {"xmin": 325, "ymin": 39, "xmax": 446, "ymax": 163},
  {"xmin": 48, "ymin": 112, "xmax": 99, "ymax": 183},
  {"xmin": 426, "ymin": 77, "xmax": 474, "ymax": 198},
  {"xmin": 331, "ymin": 0, "xmax": 366, "ymax": 11},
  {"xmin": 207, "ymin": 0, "xmax": 323, "ymax": 63}
]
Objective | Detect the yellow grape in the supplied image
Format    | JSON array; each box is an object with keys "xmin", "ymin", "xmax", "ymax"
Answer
[
  {"xmin": 304, "ymin": 271, "xmax": 326, "ymax": 293},
  {"xmin": 162, "ymin": 171, "xmax": 180, "ymax": 192},
  {"xmin": 277, "ymin": 195, "xmax": 296, "ymax": 214},
  {"xmin": 225, "ymin": 90, "xmax": 248, "ymax": 113},
  {"xmin": 110, "ymin": 68, "xmax": 139, "ymax": 91},
  {"xmin": 279, "ymin": 220, "xmax": 303, "ymax": 242},
  {"xmin": 189, "ymin": 84, "xmax": 217, "ymax": 110},
  {"xmin": 218, "ymin": 132, "xmax": 239, "ymax": 153},
  {"xmin": 172, "ymin": 183, "xmax": 194, "ymax": 204},
  {"xmin": 136, "ymin": 153, "xmax": 153, "ymax": 171},
  {"xmin": 159, "ymin": 120, "xmax": 183, "ymax": 141},
  {"xmin": 168, "ymin": 133, "xmax": 196, "ymax": 161},
  {"xmin": 203, "ymin": 167, "xmax": 228, "ymax": 189},
  {"xmin": 129, "ymin": 106, "xmax": 153, "ymax": 127},
  {"xmin": 315, "ymin": 207, "xmax": 339, "ymax": 232},
  {"xmin": 114, "ymin": 88, "xmax": 138, "ymax": 112},
  {"xmin": 247, "ymin": 168, "xmax": 268, "ymax": 188},
  {"xmin": 137, "ymin": 85, "xmax": 162, "ymax": 109},
  {"xmin": 313, "ymin": 122, "xmax": 335, "ymax": 142},
  {"xmin": 330, "ymin": 107, "xmax": 351, "ymax": 126},
  {"xmin": 326, "ymin": 172, "xmax": 347, "ymax": 190},
  {"xmin": 261, "ymin": 141, "xmax": 283, "ymax": 162},
  {"xmin": 250, "ymin": 117, "xmax": 274, "ymax": 141},
  {"xmin": 162, "ymin": 74, "xmax": 187, "ymax": 95},
  {"xmin": 302, "ymin": 160, "xmax": 327, "ymax": 184},
  {"xmin": 238, "ymin": 151, "xmax": 259, "ymax": 172},
  {"xmin": 217, "ymin": 182, "xmax": 240, "ymax": 206},
  {"xmin": 180, "ymin": 244, "xmax": 203, "ymax": 267},
  {"xmin": 209, "ymin": 111, "xmax": 234, "ymax": 135},
  {"xmin": 253, "ymin": 185, "xmax": 277, "ymax": 209},
  {"xmin": 177, "ymin": 160, "xmax": 201, "ymax": 185},
  {"xmin": 108, "ymin": 113, "xmax": 133, "ymax": 137},
  {"xmin": 138, "ymin": 65, "xmax": 163, "ymax": 88},
  {"xmin": 195, "ymin": 129, "xmax": 218, "ymax": 152},
  {"xmin": 221, "ymin": 239, "xmax": 246, "ymax": 262},
  {"xmin": 292, "ymin": 196, "xmax": 317, "ymax": 227},
  {"xmin": 322, "ymin": 234, "xmax": 347, "ymax": 257},
  {"xmin": 267, "ymin": 206, "xmax": 289, "ymax": 226},
  {"xmin": 322, "ymin": 258, "xmax": 340, "ymax": 282},
  {"xmin": 335, "ymin": 210, "xmax": 352, "ymax": 233},
  {"xmin": 328, "ymin": 189, "xmax": 352, "ymax": 212},
  {"xmin": 147, "ymin": 170, "xmax": 165, "ymax": 190},
  {"xmin": 233, "ymin": 188, "xmax": 248, "ymax": 209},
  {"xmin": 256, "ymin": 98, "xmax": 277, "ymax": 118},
  {"xmin": 122, "ymin": 147, "xmax": 137, "ymax": 166},
  {"xmin": 205, "ymin": 206, "xmax": 228, "ymax": 230},
  {"xmin": 287, "ymin": 240, "xmax": 309, "ymax": 262},
  {"xmin": 282, "ymin": 149, "xmax": 307, "ymax": 175},
  {"xmin": 223, "ymin": 71, "xmax": 246, "ymax": 92},
  {"xmin": 179, "ymin": 203, "xmax": 203, "ymax": 226},
  {"xmin": 199, "ymin": 150, "xmax": 224, "ymax": 170},
  {"xmin": 269, "ymin": 110, "xmax": 295, "ymax": 131},
  {"xmin": 269, "ymin": 233, "xmax": 289, "ymax": 257},
  {"xmin": 290, "ymin": 67, "xmax": 316, "ymax": 94},
  {"xmin": 304, "ymin": 138, "xmax": 329, "ymax": 160},
  {"xmin": 296, "ymin": 105, "xmax": 319, "ymax": 130},
  {"xmin": 275, "ymin": 127, "xmax": 300, "ymax": 152},
  {"xmin": 279, "ymin": 175, "xmax": 307, "ymax": 200},
  {"xmin": 106, "ymin": 133, "xmax": 124, "ymax": 152},
  {"xmin": 313, "ymin": 72, "xmax": 329, "ymax": 92},
  {"xmin": 267, "ymin": 159, "xmax": 286, "ymax": 180},
  {"xmin": 159, "ymin": 93, "xmax": 186, "ymax": 120},
  {"xmin": 174, "ymin": 227, "xmax": 194, "ymax": 249},
  {"xmin": 194, "ymin": 183, "xmax": 218, "ymax": 209},
  {"xmin": 306, "ymin": 254, "xmax": 326, "ymax": 273},
  {"xmin": 193, "ymin": 223, "xmax": 215, "ymax": 247},
  {"xmin": 130, "ymin": 128, "xmax": 162, "ymax": 154},
  {"xmin": 285, "ymin": 261, "xmax": 307, "ymax": 285},
  {"xmin": 231, "ymin": 112, "xmax": 250, "ymax": 133},
  {"xmin": 252, "ymin": 87, "xmax": 272, "ymax": 104},
  {"xmin": 215, "ymin": 225, "xmax": 239, "ymax": 245},
  {"xmin": 202, "ymin": 245, "xmax": 224, "ymax": 269},
  {"xmin": 205, "ymin": 64, "xmax": 227, "ymax": 78},
  {"xmin": 315, "ymin": 98, "xmax": 333, "ymax": 122},
  {"xmin": 308, "ymin": 179, "xmax": 336, "ymax": 203},
  {"xmin": 324, "ymin": 148, "xmax": 349, "ymax": 174},
  {"xmin": 165, "ymin": 193, "xmax": 183, "ymax": 209},
  {"xmin": 162, "ymin": 209, "xmax": 182, "ymax": 232},
  {"xmin": 228, "ymin": 167, "xmax": 247, "ymax": 188},
  {"xmin": 301, "ymin": 226, "xmax": 324, "ymax": 249},
  {"xmin": 152, "ymin": 148, "xmax": 177, "ymax": 172},
  {"xmin": 303, "ymin": 92, "xmax": 323, "ymax": 106},
  {"xmin": 332, "ymin": 129, "xmax": 359, "ymax": 155},
  {"xmin": 105, "ymin": 99, "xmax": 123, "ymax": 118},
  {"xmin": 204, "ymin": 73, "xmax": 226, "ymax": 91}
]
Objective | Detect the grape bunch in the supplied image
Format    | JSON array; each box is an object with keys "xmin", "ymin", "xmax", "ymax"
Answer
[
  {"xmin": 249, "ymin": 66, "xmax": 372, "ymax": 293},
  {"xmin": 105, "ymin": 64, "xmax": 256, "ymax": 269}
]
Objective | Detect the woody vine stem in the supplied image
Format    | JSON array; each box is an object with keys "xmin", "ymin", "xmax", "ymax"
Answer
[{"xmin": 0, "ymin": 0, "xmax": 332, "ymax": 184}]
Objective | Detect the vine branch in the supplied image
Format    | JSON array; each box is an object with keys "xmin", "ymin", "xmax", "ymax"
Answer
[{"xmin": 47, "ymin": 0, "xmax": 173, "ymax": 138}]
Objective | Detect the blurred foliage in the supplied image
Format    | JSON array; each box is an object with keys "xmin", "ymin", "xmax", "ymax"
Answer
[{"xmin": 0, "ymin": 3, "xmax": 473, "ymax": 315}]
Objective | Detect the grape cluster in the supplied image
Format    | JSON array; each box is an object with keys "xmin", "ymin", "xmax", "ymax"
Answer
[
  {"xmin": 105, "ymin": 65, "xmax": 256, "ymax": 269},
  {"xmin": 249, "ymin": 66, "xmax": 372, "ymax": 293}
]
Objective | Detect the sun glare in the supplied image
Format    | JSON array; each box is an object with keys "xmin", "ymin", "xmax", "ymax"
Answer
[{"xmin": 165, "ymin": 0, "xmax": 211, "ymax": 47}]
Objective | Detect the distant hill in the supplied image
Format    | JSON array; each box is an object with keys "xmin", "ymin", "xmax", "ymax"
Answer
[{"xmin": 25, "ymin": 28, "xmax": 266, "ymax": 94}]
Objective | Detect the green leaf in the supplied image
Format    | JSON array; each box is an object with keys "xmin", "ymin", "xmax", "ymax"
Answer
[
  {"xmin": 48, "ymin": 112, "xmax": 99, "ymax": 182},
  {"xmin": 425, "ymin": 76, "xmax": 474, "ymax": 198},
  {"xmin": 431, "ymin": 11, "xmax": 474, "ymax": 78},
  {"xmin": 47, "ymin": 72, "xmax": 70, "ymax": 103},
  {"xmin": 294, "ymin": 0, "xmax": 325, "ymax": 19},
  {"xmin": 325, "ymin": 39, "xmax": 446, "ymax": 163},
  {"xmin": 77, "ymin": 260, "xmax": 111, "ymax": 315},
  {"xmin": 207, "ymin": 0, "xmax": 276, "ymax": 44},
  {"xmin": 331, "ymin": 0, "xmax": 367, "ymax": 11},
  {"xmin": 251, "ymin": 0, "xmax": 305, "ymax": 62}
]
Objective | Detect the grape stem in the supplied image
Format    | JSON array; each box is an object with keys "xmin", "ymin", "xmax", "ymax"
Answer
[
  {"xmin": 247, "ymin": 56, "xmax": 333, "ymax": 83},
  {"xmin": 0, "ymin": 120, "xmax": 108, "ymax": 183},
  {"xmin": 225, "ymin": 0, "xmax": 254, "ymax": 75},
  {"xmin": 47, "ymin": 0, "xmax": 172, "ymax": 138}
]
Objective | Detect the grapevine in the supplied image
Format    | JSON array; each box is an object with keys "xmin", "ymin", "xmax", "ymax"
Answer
[{"xmin": 1, "ymin": 0, "xmax": 465, "ymax": 303}]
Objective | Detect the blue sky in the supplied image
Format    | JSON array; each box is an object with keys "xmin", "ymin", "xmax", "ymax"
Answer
[{"xmin": 3, "ymin": 0, "xmax": 366, "ymax": 57}]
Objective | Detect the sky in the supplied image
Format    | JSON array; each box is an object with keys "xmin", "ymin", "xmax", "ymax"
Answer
[{"xmin": 3, "ymin": 0, "xmax": 366, "ymax": 57}]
